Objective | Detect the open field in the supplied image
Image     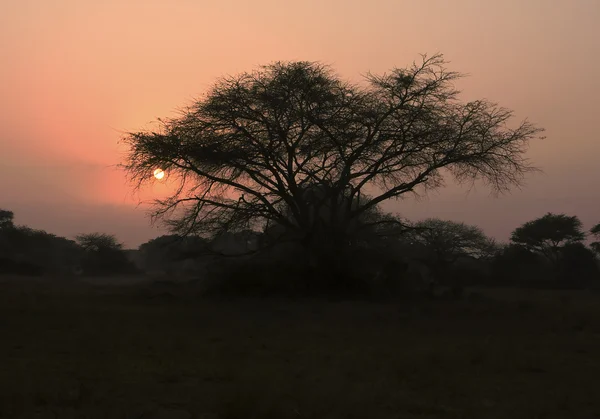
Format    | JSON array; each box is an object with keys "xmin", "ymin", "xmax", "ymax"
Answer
[{"xmin": 1, "ymin": 276, "xmax": 600, "ymax": 418}]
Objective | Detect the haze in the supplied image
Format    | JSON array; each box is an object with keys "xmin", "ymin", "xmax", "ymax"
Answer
[{"xmin": 1, "ymin": 0, "xmax": 598, "ymax": 248}]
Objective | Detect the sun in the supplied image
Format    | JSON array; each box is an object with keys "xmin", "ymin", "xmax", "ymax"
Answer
[{"xmin": 153, "ymin": 168, "xmax": 165, "ymax": 180}]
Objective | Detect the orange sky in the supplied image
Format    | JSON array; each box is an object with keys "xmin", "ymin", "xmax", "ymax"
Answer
[{"xmin": 1, "ymin": 0, "xmax": 599, "ymax": 248}]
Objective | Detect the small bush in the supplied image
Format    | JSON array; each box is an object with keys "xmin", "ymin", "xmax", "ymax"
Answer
[
  {"xmin": 557, "ymin": 243, "xmax": 600, "ymax": 287},
  {"xmin": 202, "ymin": 252, "xmax": 313, "ymax": 297},
  {"xmin": 0, "ymin": 257, "xmax": 44, "ymax": 276},
  {"xmin": 80, "ymin": 249, "xmax": 139, "ymax": 276}
]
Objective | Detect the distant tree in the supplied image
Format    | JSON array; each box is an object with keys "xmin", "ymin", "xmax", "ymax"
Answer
[
  {"xmin": 138, "ymin": 234, "xmax": 209, "ymax": 272},
  {"xmin": 491, "ymin": 243, "xmax": 546, "ymax": 285},
  {"xmin": 591, "ymin": 223, "xmax": 600, "ymax": 254},
  {"xmin": 510, "ymin": 213, "xmax": 585, "ymax": 269},
  {"xmin": 400, "ymin": 219, "xmax": 496, "ymax": 287},
  {"xmin": 1, "ymin": 221, "xmax": 82, "ymax": 275},
  {"xmin": 75, "ymin": 233, "xmax": 124, "ymax": 252},
  {"xmin": 557, "ymin": 242, "xmax": 600, "ymax": 286},
  {"xmin": 0, "ymin": 210, "xmax": 14, "ymax": 257},
  {"xmin": 20, "ymin": 228, "xmax": 82, "ymax": 274},
  {"xmin": 409, "ymin": 219, "xmax": 497, "ymax": 263},
  {"xmin": 75, "ymin": 233, "xmax": 136, "ymax": 276},
  {"xmin": 0, "ymin": 209, "xmax": 14, "ymax": 230},
  {"xmin": 123, "ymin": 54, "xmax": 543, "ymax": 276},
  {"xmin": 0, "ymin": 222, "xmax": 47, "ymax": 275},
  {"xmin": 138, "ymin": 235, "xmax": 182, "ymax": 268}
]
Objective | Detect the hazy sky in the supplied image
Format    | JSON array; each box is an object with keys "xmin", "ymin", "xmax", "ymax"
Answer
[{"xmin": 1, "ymin": 0, "xmax": 599, "ymax": 248}]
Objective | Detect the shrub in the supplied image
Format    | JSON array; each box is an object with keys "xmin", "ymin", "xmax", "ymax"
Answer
[{"xmin": 557, "ymin": 242, "xmax": 600, "ymax": 287}]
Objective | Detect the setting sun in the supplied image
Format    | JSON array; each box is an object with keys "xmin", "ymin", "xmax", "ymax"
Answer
[{"xmin": 153, "ymin": 168, "xmax": 165, "ymax": 180}]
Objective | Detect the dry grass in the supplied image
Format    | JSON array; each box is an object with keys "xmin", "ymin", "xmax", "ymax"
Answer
[{"xmin": 1, "ymin": 276, "xmax": 600, "ymax": 418}]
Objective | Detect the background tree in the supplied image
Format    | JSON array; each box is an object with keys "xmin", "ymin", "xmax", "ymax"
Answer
[
  {"xmin": 76, "ymin": 233, "xmax": 124, "ymax": 252},
  {"xmin": 591, "ymin": 223, "xmax": 600, "ymax": 254},
  {"xmin": 75, "ymin": 233, "xmax": 136, "ymax": 276},
  {"xmin": 404, "ymin": 218, "xmax": 497, "ymax": 285},
  {"xmin": 1, "ymin": 210, "xmax": 82, "ymax": 275},
  {"xmin": 123, "ymin": 54, "xmax": 543, "ymax": 275},
  {"xmin": 408, "ymin": 219, "xmax": 497, "ymax": 263},
  {"xmin": 556, "ymin": 242, "xmax": 599, "ymax": 286},
  {"xmin": 491, "ymin": 243, "xmax": 542, "ymax": 285},
  {"xmin": 0, "ymin": 209, "xmax": 14, "ymax": 230},
  {"xmin": 138, "ymin": 234, "xmax": 209, "ymax": 273},
  {"xmin": 0, "ymin": 209, "xmax": 15, "ymax": 261},
  {"xmin": 510, "ymin": 213, "xmax": 585, "ymax": 269},
  {"xmin": 17, "ymin": 228, "xmax": 82, "ymax": 274}
]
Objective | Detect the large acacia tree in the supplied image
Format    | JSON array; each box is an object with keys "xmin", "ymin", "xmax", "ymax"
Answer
[{"xmin": 123, "ymin": 54, "xmax": 543, "ymax": 263}]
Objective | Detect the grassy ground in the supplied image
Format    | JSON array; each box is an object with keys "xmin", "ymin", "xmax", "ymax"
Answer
[{"xmin": 1, "ymin": 276, "xmax": 600, "ymax": 418}]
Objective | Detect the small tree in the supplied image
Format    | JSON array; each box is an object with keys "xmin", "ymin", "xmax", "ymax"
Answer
[
  {"xmin": 591, "ymin": 223, "xmax": 600, "ymax": 254},
  {"xmin": 557, "ymin": 242, "xmax": 599, "ymax": 286},
  {"xmin": 75, "ymin": 233, "xmax": 124, "ymax": 252},
  {"xmin": 510, "ymin": 213, "xmax": 585, "ymax": 269},
  {"xmin": 0, "ymin": 209, "xmax": 14, "ymax": 230},
  {"xmin": 404, "ymin": 219, "xmax": 496, "ymax": 286},
  {"xmin": 491, "ymin": 243, "xmax": 543, "ymax": 285},
  {"xmin": 75, "ymin": 233, "xmax": 135, "ymax": 276},
  {"xmin": 409, "ymin": 219, "xmax": 497, "ymax": 263}
]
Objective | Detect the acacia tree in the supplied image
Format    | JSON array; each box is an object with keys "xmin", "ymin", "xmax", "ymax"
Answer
[
  {"xmin": 75, "ymin": 233, "xmax": 124, "ymax": 252},
  {"xmin": 408, "ymin": 219, "xmax": 497, "ymax": 264},
  {"xmin": 123, "ymin": 54, "xmax": 543, "ymax": 268},
  {"xmin": 510, "ymin": 213, "xmax": 586, "ymax": 268},
  {"xmin": 75, "ymin": 233, "xmax": 135, "ymax": 275}
]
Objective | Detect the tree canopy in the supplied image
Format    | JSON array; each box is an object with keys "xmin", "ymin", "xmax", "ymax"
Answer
[
  {"xmin": 0, "ymin": 214, "xmax": 82, "ymax": 275},
  {"xmin": 0, "ymin": 209, "xmax": 14, "ymax": 230},
  {"xmin": 510, "ymin": 213, "xmax": 585, "ymax": 267},
  {"xmin": 75, "ymin": 233, "xmax": 136, "ymax": 275},
  {"xmin": 75, "ymin": 233, "xmax": 124, "ymax": 252},
  {"xmin": 408, "ymin": 218, "xmax": 497, "ymax": 265},
  {"xmin": 123, "ymin": 54, "xmax": 543, "ymax": 262},
  {"xmin": 138, "ymin": 234, "xmax": 210, "ymax": 272}
]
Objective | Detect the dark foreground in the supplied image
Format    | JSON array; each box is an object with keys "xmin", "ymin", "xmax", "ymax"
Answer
[{"xmin": 1, "ymin": 276, "xmax": 600, "ymax": 419}]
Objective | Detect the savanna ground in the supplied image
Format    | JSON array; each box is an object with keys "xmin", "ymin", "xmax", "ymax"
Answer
[{"xmin": 1, "ymin": 275, "xmax": 600, "ymax": 419}]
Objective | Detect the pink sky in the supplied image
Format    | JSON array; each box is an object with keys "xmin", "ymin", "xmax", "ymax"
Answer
[{"xmin": 1, "ymin": 0, "xmax": 599, "ymax": 248}]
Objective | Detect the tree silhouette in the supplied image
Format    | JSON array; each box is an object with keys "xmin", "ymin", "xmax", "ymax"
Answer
[
  {"xmin": 263, "ymin": 185, "xmax": 409, "ymax": 256},
  {"xmin": 76, "ymin": 233, "xmax": 124, "ymax": 252},
  {"xmin": 399, "ymin": 219, "xmax": 496, "ymax": 288},
  {"xmin": 510, "ymin": 213, "xmax": 585, "ymax": 269},
  {"xmin": 0, "ymin": 209, "xmax": 14, "ymax": 230},
  {"xmin": 409, "ymin": 218, "xmax": 497, "ymax": 264},
  {"xmin": 0, "ymin": 212, "xmax": 82, "ymax": 275},
  {"xmin": 123, "ymin": 54, "xmax": 543, "ymax": 270},
  {"xmin": 138, "ymin": 234, "xmax": 210, "ymax": 272},
  {"xmin": 557, "ymin": 242, "xmax": 599, "ymax": 285},
  {"xmin": 75, "ymin": 233, "xmax": 135, "ymax": 276},
  {"xmin": 591, "ymin": 223, "xmax": 600, "ymax": 254}
]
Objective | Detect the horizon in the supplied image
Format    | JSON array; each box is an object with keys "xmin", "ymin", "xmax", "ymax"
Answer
[{"xmin": 2, "ymin": 0, "xmax": 599, "ymax": 248}]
